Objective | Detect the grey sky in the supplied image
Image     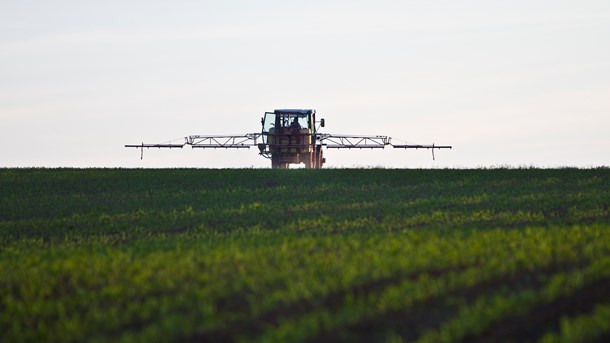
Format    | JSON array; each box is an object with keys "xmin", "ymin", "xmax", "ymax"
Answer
[{"xmin": 1, "ymin": 0, "xmax": 609, "ymax": 168}]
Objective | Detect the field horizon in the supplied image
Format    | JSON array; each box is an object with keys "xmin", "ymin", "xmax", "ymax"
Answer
[{"xmin": 2, "ymin": 165, "xmax": 608, "ymax": 170}]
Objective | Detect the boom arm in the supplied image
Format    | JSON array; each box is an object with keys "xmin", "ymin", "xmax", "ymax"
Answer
[
  {"xmin": 318, "ymin": 134, "xmax": 390, "ymax": 148},
  {"xmin": 318, "ymin": 134, "xmax": 452, "ymax": 160},
  {"xmin": 125, "ymin": 133, "xmax": 261, "ymax": 159},
  {"xmin": 187, "ymin": 134, "xmax": 261, "ymax": 148}
]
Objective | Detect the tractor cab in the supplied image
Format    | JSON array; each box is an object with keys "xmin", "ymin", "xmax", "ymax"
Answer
[{"xmin": 261, "ymin": 109, "xmax": 315, "ymax": 133}]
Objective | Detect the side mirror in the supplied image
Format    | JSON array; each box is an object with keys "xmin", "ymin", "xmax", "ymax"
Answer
[{"xmin": 320, "ymin": 118, "xmax": 325, "ymax": 127}]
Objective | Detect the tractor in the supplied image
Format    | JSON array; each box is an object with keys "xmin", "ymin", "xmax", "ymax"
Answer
[
  {"xmin": 126, "ymin": 108, "xmax": 451, "ymax": 168},
  {"xmin": 261, "ymin": 109, "xmax": 324, "ymax": 169}
]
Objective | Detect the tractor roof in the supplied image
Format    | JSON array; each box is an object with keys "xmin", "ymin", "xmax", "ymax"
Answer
[{"xmin": 274, "ymin": 109, "xmax": 315, "ymax": 115}]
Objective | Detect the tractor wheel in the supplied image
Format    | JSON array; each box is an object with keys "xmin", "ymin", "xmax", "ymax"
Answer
[
  {"xmin": 271, "ymin": 155, "xmax": 281, "ymax": 169},
  {"xmin": 303, "ymin": 153, "xmax": 313, "ymax": 169},
  {"xmin": 315, "ymin": 146, "xmax": 324, "ymax": 169},
  {"xmin": 318, "ymin": 149, "xmax": 324, "ymax": 169}
]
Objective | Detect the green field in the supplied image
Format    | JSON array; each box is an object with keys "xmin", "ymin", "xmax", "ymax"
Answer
[{"xmin": 1, "ymin": 168, "xmax": 609, "ymax": 342}]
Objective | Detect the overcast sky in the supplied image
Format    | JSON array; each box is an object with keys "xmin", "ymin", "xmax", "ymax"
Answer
[{"xmin": 1, "ymin": 0, "xmax": 609, "ymax": 168}]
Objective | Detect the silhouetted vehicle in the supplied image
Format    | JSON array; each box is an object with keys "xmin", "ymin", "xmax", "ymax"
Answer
[{"xmin": 126, "ymin": 109, "xmax": 451, "ymax": 168}]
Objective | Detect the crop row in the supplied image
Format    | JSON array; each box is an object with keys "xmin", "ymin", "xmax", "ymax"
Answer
[
  {"xmin": 3, "ymin": 224, "xmax": 610, "ymax": 342},
  {"xmin": 1, "ymin": 168, "xmax": 607, "ymax": 222}
]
